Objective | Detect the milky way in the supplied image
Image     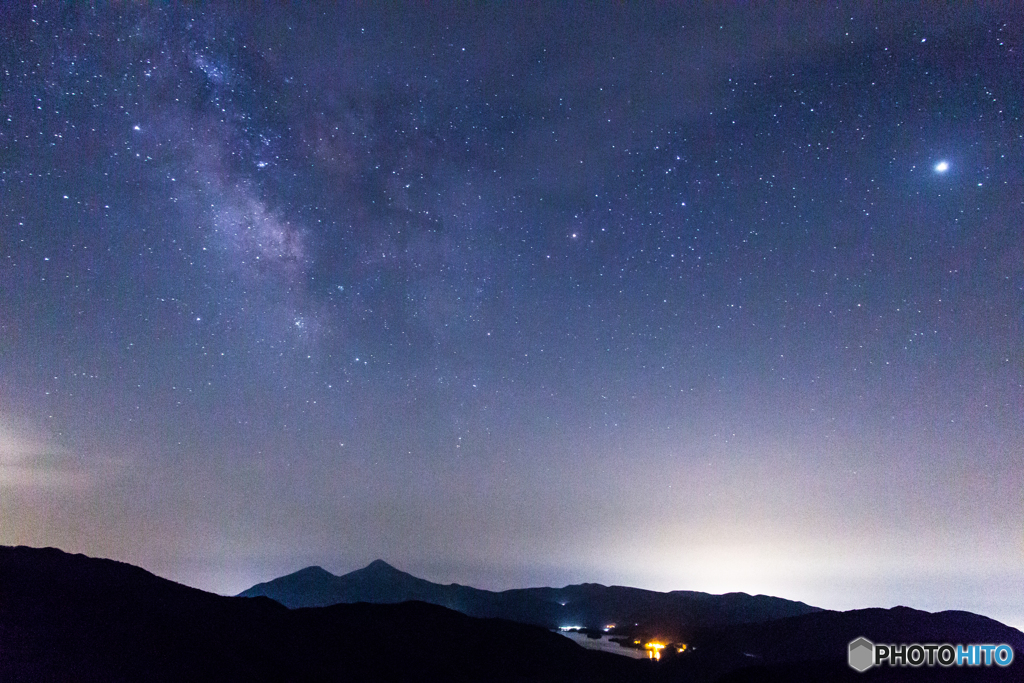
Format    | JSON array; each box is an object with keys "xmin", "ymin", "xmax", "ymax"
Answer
[{"xmin": 1, "ymin": 4, "xmax": 1022, "ymax": 626}]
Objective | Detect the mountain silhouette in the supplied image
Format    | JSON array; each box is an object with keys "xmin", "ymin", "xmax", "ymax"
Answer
[
  {"xmin": 240, "ymin": 559, "xmax": 822, "ymax": 638},
  {"xmin": 0, "ymin": 545, "xmax": 651, "ymax": 682},
  {"xmin": 667, "ymin": 605, "xmax": 1024, "ymax": 682},
  {"xmin": 6, "ymin": 545, "xmax": 1022, "ymax": 682},
  {"xmin": 241, "ymin": 559, "xmax": 448, "ymax": 608}
]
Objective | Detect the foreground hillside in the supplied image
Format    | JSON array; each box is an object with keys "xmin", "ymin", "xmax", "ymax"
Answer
[
  {"xmin": 3, "ymin": 546, "xmax": 1020, "ymax": 682},
  {"xmin": 665, "ymin": 606, "xmax": 1024, "ymax": 682},
  {"xmin": 0, "ymin": 546, "xmax": 649, "ymax": 682}
]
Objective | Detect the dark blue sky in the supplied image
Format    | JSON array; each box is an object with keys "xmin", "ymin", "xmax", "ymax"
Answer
[{"xmin": 2, "ymin": 3, "xmax": 1021, "ymax": 627}]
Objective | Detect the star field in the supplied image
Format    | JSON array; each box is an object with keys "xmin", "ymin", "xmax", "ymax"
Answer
[{"xmin": 1, "ymin": 4, "xmax": 1022, "ymax": 626}]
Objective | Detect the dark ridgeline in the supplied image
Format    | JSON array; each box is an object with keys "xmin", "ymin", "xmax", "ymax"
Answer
[
  {"xmin": 0, "ymin": 546, "xmax": 650, "ymax": 682},
  {"xmin": 239, "ymin": 559, "xmax": 822, "ymax": 639},
  {"xmin": 3, "ymin": 545, "xmax": 1022, "ymax": 682},
  {"xmin": 664, "ymin": 607, "xmax": 1024, "ymax": 682},
  {"xmin": 240, "ymin": 560, "xmax": 1024, "ymax": 680}
]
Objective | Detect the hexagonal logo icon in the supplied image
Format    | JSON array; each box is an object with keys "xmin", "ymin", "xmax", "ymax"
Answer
[{"xmin": 848, "ymin": 637, "xmax": 875, "ymax": 672}]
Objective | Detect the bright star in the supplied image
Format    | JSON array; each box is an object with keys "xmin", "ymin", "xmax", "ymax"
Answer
[{"xmin": 934, "ymin": 161, "xmax": 949, "ymax": 173}]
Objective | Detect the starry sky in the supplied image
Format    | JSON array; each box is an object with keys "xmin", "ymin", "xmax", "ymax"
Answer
[{"xmin": 2, "ymin": 4, "xmax": 1022, "ymax": 628}]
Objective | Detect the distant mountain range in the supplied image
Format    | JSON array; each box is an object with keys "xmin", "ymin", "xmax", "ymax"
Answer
[
  {"xmin": 0, "ymin": 546, "xmax": 647, "ymax": 682},
  {"xmin": 238, "ymin": 559, "xmax": 821, "ymax": 640},
  {"xmin": 4, "ymin": 545, "xmax": 1021, "ymax": 682}
]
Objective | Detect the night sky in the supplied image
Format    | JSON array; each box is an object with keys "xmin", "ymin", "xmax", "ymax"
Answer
[{"xmin": 2, "ymin": 4, "xmax": 1022, "ymax": 627}]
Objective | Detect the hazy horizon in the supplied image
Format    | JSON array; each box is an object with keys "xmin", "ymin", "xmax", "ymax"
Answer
[{"xmin": 22, "ymin": 544, "xmax": 1016, "ymax": 632}]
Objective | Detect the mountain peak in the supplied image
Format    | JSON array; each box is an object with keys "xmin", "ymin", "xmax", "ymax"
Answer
[
  {"xmin": 293, "ymin": 565, "xmax": 334, "ymax": 578},
  {"xmin": 365, "ymin": 559, "xmax": 396, "ymax": 571}
]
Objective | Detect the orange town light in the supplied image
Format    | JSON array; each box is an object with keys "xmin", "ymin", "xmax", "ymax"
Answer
[{"xmin": 645, "ymin": 641, "xmax": 666, "ymax": 660}]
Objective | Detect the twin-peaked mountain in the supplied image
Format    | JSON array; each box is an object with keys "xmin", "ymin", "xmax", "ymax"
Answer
[
  {"xmin": 0, "ymin": 546, "xmax": 648, "ymax": 682},
  {"xmin": 239, "ymin": 559, "xmax": 821, "ymax": 638},
  {"xmin": 5, "ymin": 546, "xmax": 1023, "ymax": 682},
  {"xmin": 239, "ymin": 561, "xmax": 1024, "ymax": 680}
]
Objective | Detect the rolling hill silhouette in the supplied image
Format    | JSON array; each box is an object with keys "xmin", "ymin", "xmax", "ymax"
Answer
[
  {"xmin": 4, "ymin": 545, "xmax": 1021, "ymax": 682},
  {"xmin": 239, "ymin": 559, "xmax": 821, "ymax": 639},
  {"xmin": 0, "ymin": 546, "xmax": 650, "ymax": 682},
  {"xmin": 665, "ymin": 605, "xmax": 1024, "ymax": 681}
]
